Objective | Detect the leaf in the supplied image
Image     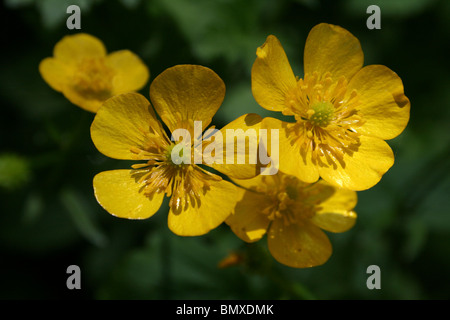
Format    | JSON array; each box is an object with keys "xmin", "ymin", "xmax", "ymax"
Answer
[
  {"xmin": 153, "ymin": 0, "xmax": 269, "ymax": 67},
  {"xmin": 60, "ymin": 188, "xmax": 108, "ymax": 247}
]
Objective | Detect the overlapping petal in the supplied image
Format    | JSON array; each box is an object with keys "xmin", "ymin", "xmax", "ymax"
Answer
[
  {"xmin": 62, "ymin": 86, "xmax": 105, "ymax": 113},
  {"xmin": 225, "ymin": 190, "xmax": 271, "ymax": 242},
  {"xmin": 91, "ymin": 92, "xmax": 166, "ymax": 160},
  {"xmin": 167, "ymin": 179, "xmax": 244, "ymax": 236},
  {"xmin": 150, "ymin": 65, "xmax": 225, "ymax": 136},
  {"xmin": 93, "ymin": 170, "xmax": 165, "ymax": 220},
  {"xmin": 205, "ymin": 113, "xmax": 263, "ymax": 180},
  {"xmin": 318, "ymin": 135, "xmax": 394, "ymax": 191},
  {"xmin": 230, "ymin": 172, "xmax": 267, "ymax": 191},
  {"xmin": 310, "ymin": 180, "xmax": 357, "ymax": 233},
  {"xmin": 106, "ymin": 50, "xmax": 150, "ymax": 95},
  {"xmin": 251, "ymin": 35, "xmax": 297, "ymax": 111},
  {"xmin": 262, "ymin": 117, "xmax": 319, "ymax": 183}
]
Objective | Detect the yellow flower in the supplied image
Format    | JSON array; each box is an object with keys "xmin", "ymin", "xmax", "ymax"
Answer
[
  {"xmin": 91, "ymin": 64, "xmax": 262, "ymax": 236},
  {"xmin": 252, "ymin": 23, "xmax": 410, "ymax": 190},
  {"xmin": 39, "ymin": 33, "xmax": 149, "ymax": 113},
  {"xmin": 226, "ymin": 172, "xmax": 357, "ymax": 268}
]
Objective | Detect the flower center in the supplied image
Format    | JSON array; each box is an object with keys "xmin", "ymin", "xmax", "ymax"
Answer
[
  {"xmin": 257, "ymin": 175, "xmax": 315, "ymax": 226},
  {"xmin": 283, "ymin": 72, "xmax": 365, "ymax": 168},
  {"xmin": 165, "ymin": 143, "xmax": 192, "ymax": 167},
  {"xmin": 308, "ymin": 101, "xmax": 334, "ymax": 127},
  {"xmin": 72, "ymin": 58, "xmax": 115, "ymax": 100},
  {"xmin": 130, "ymin": 133, "xmax": 220, "ymax": 213}
]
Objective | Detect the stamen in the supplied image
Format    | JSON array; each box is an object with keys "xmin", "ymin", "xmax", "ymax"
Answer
[
  {"xmin": 130, "ymin": 132, "xmax": 222, "ymax": 214},
  {"xmin": 284, "ymin": 72, "xmax": 365, "ymax": 168},
  {"xmin": 72, "ymin": 58, "xmax": 114, "ymax": 99},
  {"xmin": 258, "ymin": 175, "xmax": 319, "ymax": 226}
]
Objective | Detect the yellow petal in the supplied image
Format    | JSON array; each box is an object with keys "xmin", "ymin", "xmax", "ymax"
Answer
[
  {"xmin": 150, "ymin": 64, "xmax": 225, "ymax": 135},
  {"xmin": 39, "ymin": 57, "xmax": 72, "ymax": 92},
  {"xmin": 93, "ymin": 170, "xmax": 165, "ymax": 219},
  {"xmin": 62, "ymin": 87, "xmax": 104, "ymax": 113},
  {"xmin": 167, "ymin": 179, "xmax": 244, "ymax": 236},
  {"xmin": 262, "ymin": 117, "xmax": 319, "ymax": 183},
  {"xmin": 54, "ymin": 33, "xmax": 107, "ymax": 65},
  {"xmin": 304, "ymin": 23, "xmax": 363, "ymax": 80},
  {"xmin": 232, "ymin": 171, "xmax": 294, "ymax": 195},
  {"xmin": 251, "ymin": 35, "xmax": 297, "ymax": 111},
  {"xmin": 225, "ymin": 190, "xmax": 271, "ymax": 242},
  {"xmin": 106, "ymin": 50, "xmax": 150, "ymax": 94},
  {"xmin": 231, "ymin": 174, "xmax": 267, "ymax": 191},
  {"xmin": 312, "ymin": 210, "xmax": 357, "ymax": 233},
  {"xmin": 348, "ymin": 65, "xmax": 410, "ymax": 140},
  {"xmin": 91, "ymin": 92, "xmax": 166, "ymax": 160},
  {"xmin": 315, "ymin": 180, "xmax": 357, "ymax": 211},
  {"xmin": 206, "ymin": 113, "xmax": 263, "ymax": 179},
  {"xmin": 310, "ymin": 180, "xmax": 357, "ymax": 233},
  {"xmin": 268, "ymin": 219, "xmax": 332, "ymax": 268},
  {"xmin": 318, "ymin": 135, "xmax": 394, "ymax": 191}
]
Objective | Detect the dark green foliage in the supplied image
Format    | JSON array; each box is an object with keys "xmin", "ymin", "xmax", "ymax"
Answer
[{"xmin": 1, "ymin": 0, "xmax": 449, "ymax": 300}]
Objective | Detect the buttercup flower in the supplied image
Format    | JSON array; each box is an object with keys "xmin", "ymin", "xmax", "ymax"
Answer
[
  {"xmin": 39, "ymin": 33, "xmax": 149, "ymax": 113},
  {"xmin": 252, "ymin": 23, "xmax": 410, "ymax": 190},
  {"xmin": 226, "ymin": 172, "xmax": 357, "ymax": 268},
  {"xmin": 91, "ymin": 64, "xmax": 262, "ymax": 236}
]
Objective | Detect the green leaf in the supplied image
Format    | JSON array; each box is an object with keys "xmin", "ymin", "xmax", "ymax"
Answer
[
  {"xmin": 60, "ymin": 188, "xmax": 108, "ymax": 247},
  {"xmin": 153, "ymin": 0, "xmax": 268, "ymax": 67}
]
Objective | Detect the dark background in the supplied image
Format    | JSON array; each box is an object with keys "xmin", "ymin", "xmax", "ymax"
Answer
[{"xmin": 0, "ymin": 0, "xmax": 449, "ymax": 300}]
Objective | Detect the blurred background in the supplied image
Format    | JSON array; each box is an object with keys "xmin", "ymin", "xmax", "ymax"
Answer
[{"xmin": 1, "ymin": 0, "xmax": 449, "ymax": 300}]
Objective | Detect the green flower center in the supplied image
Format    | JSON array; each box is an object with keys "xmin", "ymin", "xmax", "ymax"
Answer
[
  {"xmin": 165, "ymin": 143, "xmax": 191, "ymax": 167},
  {"xmin": 308, "ymin": 101, "xmax": 334, "ymax": 127}
]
